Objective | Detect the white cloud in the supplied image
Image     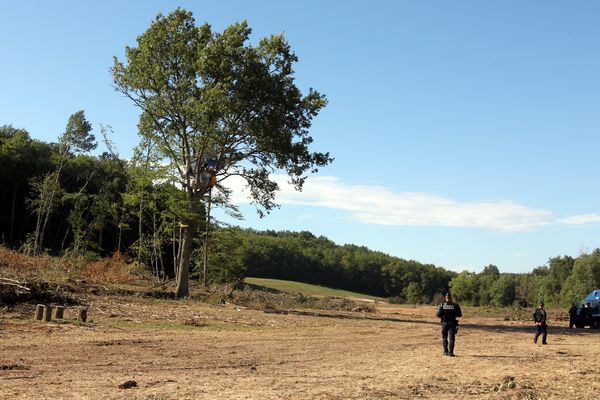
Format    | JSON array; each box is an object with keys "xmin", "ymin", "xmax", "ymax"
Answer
[
  {"xmin": 557, "ymin": 214, "xmax": 600, "ymax": 225},
  {"xmin": 226, "ymin": 175, "xmax": 553, "ymax": 232}
]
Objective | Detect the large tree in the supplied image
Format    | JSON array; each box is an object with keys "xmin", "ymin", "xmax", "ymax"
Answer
[{"xmin": 112, "ymin": 9, "xmax": 331, "ymax": 297}]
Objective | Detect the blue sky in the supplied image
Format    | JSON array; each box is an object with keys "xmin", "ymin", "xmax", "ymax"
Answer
[{"xmin": 2, "ymin": 1, "xmax": 600, "ymax": 273}]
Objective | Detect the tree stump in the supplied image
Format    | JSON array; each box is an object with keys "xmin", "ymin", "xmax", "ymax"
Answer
[
  {"xmin": 78, "ymin": 307, "xmax": 87, "ymax": 322},
  {"xmin": 42, "ymin": 305, "xmax": 52, "ymax": 322},
  {"xmin": 34, "ymin": 304, "xmax": 44, "ymax": 320},
  {"xmin": 54, "ymin": 306, "xmax": 65, "ymax": 320}
]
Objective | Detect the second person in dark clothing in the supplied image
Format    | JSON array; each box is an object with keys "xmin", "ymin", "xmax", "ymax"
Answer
[
  {"xmin": 436, "ymin": 292, "xmax": 462, "ymax": 356},
  {"xmin": 568, "ymin": 303, "xmax": 577, "ymax": 329}
]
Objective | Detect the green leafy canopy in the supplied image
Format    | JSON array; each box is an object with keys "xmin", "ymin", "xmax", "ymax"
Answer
[{"xmin": 112, "ymin": 9, "xmax": 332, "ymax": 214}]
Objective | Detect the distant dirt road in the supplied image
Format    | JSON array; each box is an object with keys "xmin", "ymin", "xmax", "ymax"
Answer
[{"xmin": 1, "ymin": 298, "xmax": 599, "ymax": 399}]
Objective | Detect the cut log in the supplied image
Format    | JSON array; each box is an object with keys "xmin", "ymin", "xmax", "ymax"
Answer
[
  {"xmin": 54, "ymin": 306, "xmax": 64, "ymax": 320},
  {"xmin": 42, "ymin": 305, "xmax": 52, "ymax": 322},
  {"xmin": 0, "ymin": 278, "xmax": 30, "ymax": 292},
  {"xmin": 34, "ymin": 304, "xmax": 44, "ymax": 320}
]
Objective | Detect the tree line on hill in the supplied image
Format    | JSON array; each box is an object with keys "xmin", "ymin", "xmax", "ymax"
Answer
[
  {"xmin": 211, "ymin": 229, "xmax": 600, "ymax": 307},
  {"xmin": 1, "ymin": 124, "xmax": 598, "ymax": 308},
  {"xmin": 448, "ymin": 254, "xmax": 600, "ymax": 307}
]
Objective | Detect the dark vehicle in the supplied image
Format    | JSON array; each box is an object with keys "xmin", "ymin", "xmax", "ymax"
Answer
[{"xmin": 573, "ymin": 290, "xmax": 600, "ymax": 329}]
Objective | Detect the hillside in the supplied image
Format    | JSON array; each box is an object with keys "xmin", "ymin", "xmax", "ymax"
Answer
[{"xmin": 244, "ymin": 277, "xmax": 385, "ymax": 302}]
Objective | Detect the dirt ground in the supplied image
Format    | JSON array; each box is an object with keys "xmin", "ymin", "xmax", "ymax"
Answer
[{"xmin": 1, "ymin": 297, "xmax": 599, "ymax": 400}]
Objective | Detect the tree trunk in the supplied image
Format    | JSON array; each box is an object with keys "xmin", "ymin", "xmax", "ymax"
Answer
[
  {"xmin": 38, "ymin": 209, "xmax": 50, "ymax": 253},
  {"xmin": 203, "ymin": 189, "xmax": 212, "ymax": 286},
  {"xmin": 32, "ymin": 209, "xmax": 44, "ymax": 256},
  {"xmin": 175, "ymin": 223, "xmax": 194, "ymax": 298},
  {"xmin": 117, "ymin": 207, "xmax": 125, "ymax": 253},
  {"xmin": 152, "ymin": 213, "xmax": 159, "ymax": 278},
  {"xmin": 172, "ymin": 216, "xmax": 177, "ymax": 278},
  {"xmin": 38, "ymin": 176, "xmax": 59, "ymax": 255},
  {"xmin": 158, "ymin": 245, "xmax": 166, "ymax": 281},
  {"xmin": 137, "ymin": 201, "xmax": 143, "ymax": 264},
  {"xmin": 60, "ymin": 226, "xmax": 71, "ymax": 256},
  {"xmin": 175, "ymin": 224, "xmax": 183, "ymax": 278}
]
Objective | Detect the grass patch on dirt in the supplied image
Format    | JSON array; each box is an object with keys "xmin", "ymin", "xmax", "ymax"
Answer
[
  {"xmin": 103, "ymin": 318, "xmax": 270, "ymax": 332},
  {"xmin": 104, "ymin": 319, "xmax": 204, "ymax": 331},
  {"xmin": 244, "ymin": 277, "xmax": 384, "ymax": 302}
]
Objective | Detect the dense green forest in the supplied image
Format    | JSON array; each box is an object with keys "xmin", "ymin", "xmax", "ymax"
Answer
[{"xmin": 2, "ymin": 121, "xmax": 600, "ymax": 307}]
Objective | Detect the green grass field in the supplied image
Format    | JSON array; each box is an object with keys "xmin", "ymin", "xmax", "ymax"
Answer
[{"xmin": 244, "ymin": 277, "xmax": 385, "ymax": 302}]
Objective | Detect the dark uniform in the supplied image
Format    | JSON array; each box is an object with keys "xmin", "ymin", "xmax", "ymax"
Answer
[
  {"xmin": 584, "ymin": 303, "xmax": 593, "ymax": 321},
  {"xmin": 533, "ymin": 303, "xmax": 548, "ymax": 344},
  {"xmin": 436, "ymin": 294, "xmax": 462, "ymax": 356},
  {"xmin": 568, "ymin": 304, "xmax": 577, "ymax": 329}
]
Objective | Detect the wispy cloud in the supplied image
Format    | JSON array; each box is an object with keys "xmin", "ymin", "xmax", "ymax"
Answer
[
  {"xmin": 557, "ymin": 214, "xmax": 600, "ymax": 225},
  {"xmin": 226, "ymin": 175, "xmax": 553, "ymax": 232}
]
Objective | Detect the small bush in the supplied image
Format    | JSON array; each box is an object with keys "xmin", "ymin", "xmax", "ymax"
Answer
[{"xmin": 79, "ymin": 252, "xmax": 140, "ymax": 284}]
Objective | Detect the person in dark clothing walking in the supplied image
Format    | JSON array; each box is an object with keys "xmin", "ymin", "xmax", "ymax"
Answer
[
  {"xmin": 436, "ymin": 292, "xmax": 462, "ymax": 356},
  {"xmin": 568, "ymin": 303, "xmax": 578, "ymax": 329},
  {"xmin": 533, "ymin": 301, "xmax": 548, "ymax": 344}
]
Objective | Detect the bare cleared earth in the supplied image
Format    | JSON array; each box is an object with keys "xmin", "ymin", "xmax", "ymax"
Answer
[{"xmin": 1, "ymin": 298, "xmax": 599, "ymax": 400}]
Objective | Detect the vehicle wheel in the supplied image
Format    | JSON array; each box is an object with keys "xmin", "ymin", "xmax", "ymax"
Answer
[{"xmin": 592, "ymin": 319, "xmax": 600, "ymax": 329}]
